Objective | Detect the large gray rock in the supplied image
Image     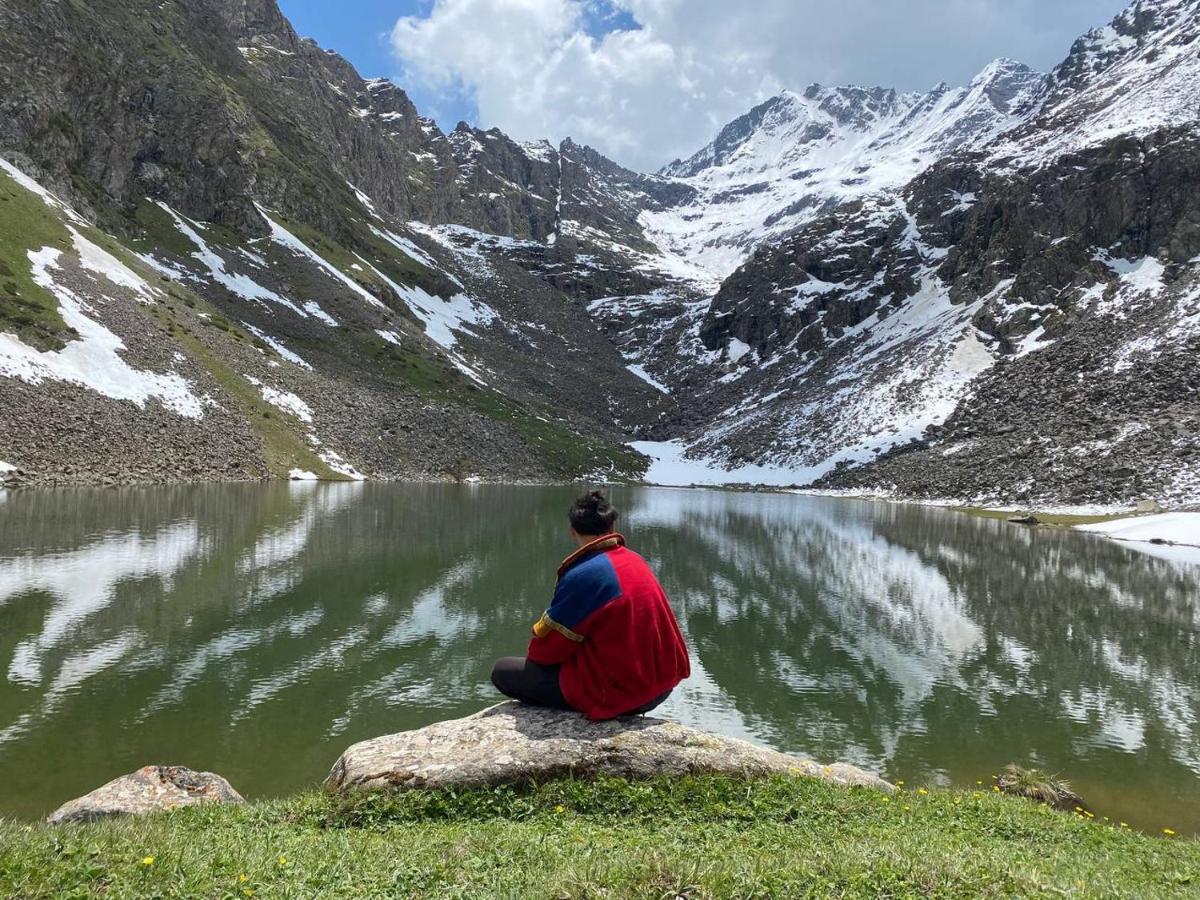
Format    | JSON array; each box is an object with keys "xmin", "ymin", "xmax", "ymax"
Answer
[
  {"xmin": 324, "ymin": 702, "xmax": 893, "ymax": 793},
  {"xmin": 46, "ymin": 765, "xmax": 244, "ymax": 826}
]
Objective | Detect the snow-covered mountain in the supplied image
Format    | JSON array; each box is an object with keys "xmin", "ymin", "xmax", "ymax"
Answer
[
  {"xmin": 0, "ymin": 0, "xmax": 1197, "ymax": 505},
  {"xmin": 642, "ymin": 59, "xmax": 1045, "ymax": 281},
  {"xmin": 650, "ymin": 0, "xmax": 1200, "ymax": 505},
  {"xmin": 992, "ymin": 0, "xmax": 1200, "ymax": 166}
]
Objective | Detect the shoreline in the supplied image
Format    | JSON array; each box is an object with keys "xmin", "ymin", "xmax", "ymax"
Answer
[{"xmin": 4, "ymin": 474, "xmax": 1196, "ymax": 566}]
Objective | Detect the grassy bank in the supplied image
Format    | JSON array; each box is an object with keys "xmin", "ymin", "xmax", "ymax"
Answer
[{"xmin": 1, "ymin": 776, "xmax": 1197, "ymax": 898}]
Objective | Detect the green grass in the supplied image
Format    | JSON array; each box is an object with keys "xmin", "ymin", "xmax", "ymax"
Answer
[
  {"xmin": 366, "ymin": 334, "xmax": 645, "ymax": 480},
  {"xmin": 160, "ymin": 311, "xmax": 341, "ymax": 481},
  {"xmin": 126, "ymin": 200, "xmax": 200, "ymax": 260},
  {"xmin": 998, "ymin": 765, "xmax": 1084, "ymax": 811},
  {"xmin": 0, "ymin": 168, "xmax": 75, "ymax": 350},
  {"xmin": 1, "ymin": 776, "xmax": 1196, "ymax": 898}
]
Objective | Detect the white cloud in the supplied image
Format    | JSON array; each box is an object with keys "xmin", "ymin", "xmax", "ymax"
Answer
[{"xmin": 390, "ymin": 0, "xmax": 1129, "ymax": 172}]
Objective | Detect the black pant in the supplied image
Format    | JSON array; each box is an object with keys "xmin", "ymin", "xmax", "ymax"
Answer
[{"xmin": 490, "ymin": 656, "xmax": 672, "ymax": 717}]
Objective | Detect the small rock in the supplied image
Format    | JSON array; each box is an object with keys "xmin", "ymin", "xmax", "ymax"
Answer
[
  {"xmin": 324, "ymin": 701, "xmax": 893, "ymax": 794},
  {"xmin": 1136, "ymin": 499, "xmax": 1164, "ymax": 513},
  {"xmin": 46, "ymin": 765, "xmax": 244, "ymax": 825},
  {"xmin": 1007, "ymin": 514, "xmax": 1040, "ymax": 525}
]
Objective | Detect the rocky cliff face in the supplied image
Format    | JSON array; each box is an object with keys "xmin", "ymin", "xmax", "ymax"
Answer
[{"xmin": 0, "ymin": 0, "xmax": 1196, "ymax": 505}]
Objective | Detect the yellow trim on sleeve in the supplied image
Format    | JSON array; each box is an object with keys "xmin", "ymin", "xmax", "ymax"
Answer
[{"xmin": 532, "ymin": 612, "xmax": 584, "ymax": 643}]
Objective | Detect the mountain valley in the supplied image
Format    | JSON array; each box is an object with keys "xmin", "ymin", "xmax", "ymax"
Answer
[{"xmin": 0, "ymin": 0, "xmax": 1197, "ymax": 507}]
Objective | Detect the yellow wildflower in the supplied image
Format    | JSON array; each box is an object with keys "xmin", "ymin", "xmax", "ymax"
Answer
[
  {"xmin": 881, "ymin": 796, "xmax": 891, "ymax": 803},
  {"xmin": 554, "ymin": 804, "xmax": 566, "ymax": 814},
  {"xmin": 1120, "ymin": 822, "xmax": 1129, "ymax": 828},
  {"xmin": 895, "ymin": 780, "xmax": 904, "ymax": 786},
  {"xmin": 903, "ymin": 805, "xmax": 911, "ymax": 811},
  {"xmin": 278, "ymin": 855, "xmax": 288, "ymax": 866},
  {"xmin": 1163, "ymin": 828, "xmax": 1176, "ymax": 836},
  {"xmin": 917, "ymin": 788, "xmax": 928, "ymax": 795},
  {"xmin": 141, "ymin": 856, "xmax": 154, "ymax": 867},
  {"xmin": 239, "ymin": 874, "xmax": 249, "ymax": 883}
]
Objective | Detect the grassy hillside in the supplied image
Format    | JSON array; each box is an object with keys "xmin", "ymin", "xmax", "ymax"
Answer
[{"xmin": 1, "ymin": 776, "xmax": 1196, "ymax": 898}]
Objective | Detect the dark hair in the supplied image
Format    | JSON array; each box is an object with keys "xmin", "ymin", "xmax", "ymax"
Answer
[{"xmin": 569, "ymin": 489, "xmax": 619, "ymax": 535}]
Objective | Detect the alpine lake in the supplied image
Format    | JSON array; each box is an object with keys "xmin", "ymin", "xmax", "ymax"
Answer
[{"xmin": 1, "ymin": 482, "xmax": 1197, "ymax": 835}]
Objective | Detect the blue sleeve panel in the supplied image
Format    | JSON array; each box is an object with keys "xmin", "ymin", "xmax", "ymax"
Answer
[{"xmin": 546, "ymin": 552, "xmax": 622, "ymax": 631}]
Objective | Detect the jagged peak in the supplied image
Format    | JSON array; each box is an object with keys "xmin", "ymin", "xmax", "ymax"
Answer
[
  {"xmin": 1050, "ymin": 0, "xmax": 1200, "ymax": 90},
  {"xmin": 972, "ymin": 57, "xmax": 1036, "ymax": 83}
]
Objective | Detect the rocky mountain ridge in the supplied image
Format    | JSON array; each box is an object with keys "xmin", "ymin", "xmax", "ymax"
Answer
[
  {"xmin": 0, "ymin": 0, "xmax": 1197, "ymax": 506},
  {"xmin": 672, "ymin": 0, "xmax": 1200, "ymax": 505}
]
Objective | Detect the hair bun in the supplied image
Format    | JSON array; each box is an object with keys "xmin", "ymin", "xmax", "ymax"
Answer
[{"xmin": 569, "ymin": 488, "xmax": 619, "ymax": 535}]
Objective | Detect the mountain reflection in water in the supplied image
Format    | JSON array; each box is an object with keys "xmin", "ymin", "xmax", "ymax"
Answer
[{"xmin": 0, "ymin": 483, "xmax": 1196, "ymax": 831}]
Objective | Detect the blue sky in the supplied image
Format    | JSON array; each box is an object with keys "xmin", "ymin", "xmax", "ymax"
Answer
[
  {"xmin": 277, "ymin": 0, "xmax": 1130, "ymax": 171},
  {"xmin": 277, "ymin": 0, "xmax": 639, "ymax": 130},
  {"xmin": 276, "ymin": 3, "xmax": 444, "ymax": 101}
]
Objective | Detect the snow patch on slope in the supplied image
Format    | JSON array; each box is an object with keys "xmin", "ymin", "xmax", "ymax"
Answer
[
  {"xmin": 255, "ymin": 205, "xmax": 386, "ymax": 309},
  {"xmin": 243, "ymin": 324, "xmax": 312, "ymax": 370},
  {"xmin": 72, "ymin": 230, "xmax": 160, "ymax": 303},
  {"xmin": 245, "ymin": 375, "xmax": 313, "ymax": 423},
  {"xmin": 152, "ymin": 202, "xmax": 338, "ymax": 326},
  {"xmin": 625, "ymin": 363, "xmax": 670, "ymax": 394},
  {"xmin": 0, "ymin": 242, "xmax": 203, "ymax": 418}
]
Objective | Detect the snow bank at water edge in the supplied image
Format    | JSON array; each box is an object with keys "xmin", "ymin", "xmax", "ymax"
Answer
[
  {"xmin": 631, "ymin": 440, "xmax": 824, "ymax": 487},
  {"xmin": 1076, "ymin": 513, "xmax": 1200, "ymax": 566}
]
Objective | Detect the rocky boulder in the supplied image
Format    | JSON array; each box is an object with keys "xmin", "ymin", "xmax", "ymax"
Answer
[
  {"xmin": 324, "ymin": 702, "xmax": 892, "ymax": 793},
  {"xmin": 46, "ymin": 765, "xmax": 244, "ymax": 825}
]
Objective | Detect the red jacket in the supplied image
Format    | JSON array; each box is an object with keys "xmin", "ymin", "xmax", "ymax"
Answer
[{"xmin": 527, "ymin": 533, "xmax": 690, "ymax": 720}]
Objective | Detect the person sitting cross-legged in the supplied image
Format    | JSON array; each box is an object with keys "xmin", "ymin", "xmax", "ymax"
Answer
[{"xmin": 490, "ymin": 490, "xmax": 690, "ymax": 721}]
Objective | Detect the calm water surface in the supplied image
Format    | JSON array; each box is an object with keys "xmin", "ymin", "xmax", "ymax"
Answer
[{"xmin": 1, "ymin": 483, "xmax": 1198, "ymax": 832}]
